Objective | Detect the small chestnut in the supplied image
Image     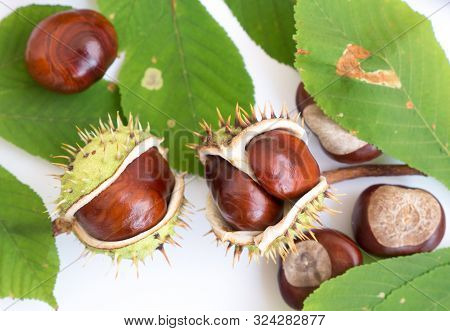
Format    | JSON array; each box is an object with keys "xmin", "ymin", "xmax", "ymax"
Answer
[
  {"xmin": 278, "ymin": 229, "xmax": 363, "ymax": 310},
  {"xmin": 75, "ymin": 147, "xmax": 175, "ymax": 241},
  {"xmin": 247, "ymin": 129, "xmax": 320, "ymax": 200},
  {"xmin": 296, "ymin": 82, "xmax": 381, "ymax": 163},
  {"xmin": 25, "ymin": 9, "xmax": 118, "ymax": 93},
  {"xmin": 352, "ymin": 184, "xmax": 445, "ymax": 257},
  {"xmin": 205, "ymin": 155, "xmax": 283, "ymax": 231}
]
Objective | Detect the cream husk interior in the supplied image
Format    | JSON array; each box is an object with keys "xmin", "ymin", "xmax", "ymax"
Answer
[{"xmin": 198, "ymin": 116, "xmax": 329, "ymax": 258}]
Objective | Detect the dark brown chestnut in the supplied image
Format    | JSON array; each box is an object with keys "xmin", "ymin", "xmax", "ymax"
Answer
[
  {"xmin": 25, "ymin": 9, "xmax": 118, "ymax": 93},
  {"xmin": 352, "ymin": 184, "xmax": 445, "ymax": 257},
  {"xmin": 278, "ymin": 229, "xmax": 363, "ymax": 310},
  {"xmin": 205, "ymin": 155, "xmax": 283, "ymax": 231},
  {"xmin": 247, "ymin": 129, "xmax": 320, "ymax": 200},
  {"xmin": 75, "ymin": 147, "xmax": 175, "ymax": 241},
  {"xmin": 296, "ymin": 82, "xmax": 381, "ymax": 164}
]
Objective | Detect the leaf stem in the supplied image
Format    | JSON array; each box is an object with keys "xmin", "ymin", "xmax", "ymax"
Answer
[{"xmin": 323, "ymin": 164, "xmax": 423, "ymax": 184}]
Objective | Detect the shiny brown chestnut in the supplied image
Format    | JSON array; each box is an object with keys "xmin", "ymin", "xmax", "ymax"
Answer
[
  {"xmin": 296, "ymin": 82, "xmax": 381, "ymax": 163},
  {"xmin": 25, "ymin": 9, "xmax": 118, "ymax": 93},
  {"xmin": 352, "ymin": 184, "xmax": 445, "ymax": 257},
  {"xmin": 75, "ymin": 147, "xmax": 175, "ymax": 241},
  {"xmin": 278, "ymin": 229, "xmax": 363, "ymax": 310},
  {"xmin": 205, "ymin": 155, "xmax": 283, "ymax": 231},
  {"xmin": 247, "ymin": 129, "xmax": 320, "ymax": 200}
]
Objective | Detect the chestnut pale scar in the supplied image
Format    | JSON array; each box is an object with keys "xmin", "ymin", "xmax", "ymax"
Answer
[
  {"xmin": 336, "ymin": 44, "xmax": 401, "ymax": 88},
  {"xmin": 367, "ymin": 186, "xmax": 442, "ymax": 247}
]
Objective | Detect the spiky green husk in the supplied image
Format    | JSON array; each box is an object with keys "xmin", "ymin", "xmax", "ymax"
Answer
[
  {"xmin": 53, "ymin": 113, "xmax": 187, "ymax": 267},
  {"xmin": 84, "ymin": 211, "xmax": 185, "ymax": 263},
  {"xmin": 55, "ymin": 113, "xmax": 156, "ymax": 215}
]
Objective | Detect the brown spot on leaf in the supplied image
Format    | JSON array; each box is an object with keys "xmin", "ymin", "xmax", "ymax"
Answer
[
  {"xmin": 141, "ymin": 67, "xmax": 163, "ymax": 90},
  {"xmin": 336, "ymin": 44, "xmax": 401, "ymax": 88},
  {"xmin": 432, "ymin": 123, "xmax": 436, "ymax": 130},
  {"xmin": 107, "ymin": 82, "xmax": 117, "ymax": 92},
  {"xmin": 151, "ymin": 56, "xmax": 157, "ymax": 64},
  {"xmin": 296, "ymin": 48, "xmax": 311, "ymax": 55},
  {"xmin": 406, "ymin": 100, "xmax": 414, "ymax": 109}
]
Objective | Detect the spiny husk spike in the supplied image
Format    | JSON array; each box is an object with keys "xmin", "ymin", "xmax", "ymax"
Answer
[
  {"xmin": 225, "ymin": 242, "xmax": 232, "ymax": 256},
  {"xmin": 132, "ymin": 255, "xmax": 140, "ymax": 278},
  {"xmin": 239, "ymin": 107, "xmax": 251, "ymax": 126},
  {"xmin": 225, "ymin": 116, "xmax": 232, "ymax": 133},
  {"xmin": 145, "ymin": 122, "xmax": 151, "ymax": 133},
  {"xmin": 107, "ymin": 113, "xmax": 115, "ymax": 129},
  {"xmin": 89, "ymin": 124, "xmax": 100, "ymax": 137},
  {"xmin": 216, "ymin": 107, "xmax": 225, "ymax": 127},
  {"xmin": 116, "ymin": 112, "xmax": 123, "ymax": 128},
  {"xmin": 192, "ymin": 131, "xmax": 203, "ymax": 138},
  {"xmin": 76, "ymin": 143, "xmax": 88, "ymax": 157},
  {"xmin": 98, "ymin": 118, "xmax": 107, "ymax": 132},
  {"xmin": 62, "ymin": 143, "xmax": 77, "ymax": 152},
  {"xmin": 203, "ymin": 229, "xmax": 214, "ymax": 237},
  {"xmin": 186, "ymin": 143, "xmax": 199, "ymax": 150},
  {"xmin": 158, "ymin": 245, "xmax": 171, "ymax": 266},
  {"xmin": 178, "ymin": 219, "xmax": 191, "ymax": 229},
  {"xmin": 233, "ymin": 245, "xmax": 242, "ymax": 266},
  {"xmin": 61, "ymin": 146, "xmax": 77, "ymax": 157},
  {"xmin": 52, "ymin": 162, "xmax": 68, "ymax": 169},
  {"xmin": 166, "ymin": 237, "xmax": 182, "ymax": 248},
  {"xmin": 127, "ymin": 113, "xmax": 134, "ymax": 130},
  {"xmin": 249, "ymin": 104, "xmax": 258, "ymax": 121},
  {"xmin": 281, "ymin": 103, "xmax": 288, "ymax": 118},
  {"xmin": 52, "ymin": 155, "xmax": 72, "ymax": 161},
  {"xmin": 76, "ymin": 126, "xmax": 89, "ymax": 144},
  {"xmin": 325, "ymin": 190, "xmax": 341, "ymax": 203},
  {"xmin": 269, "ymin": 103, "xmax": 276, "ymax": 118}
]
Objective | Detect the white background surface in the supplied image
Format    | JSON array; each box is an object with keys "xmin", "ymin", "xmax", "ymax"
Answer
[{"xmin": 0, "ymin": 0, "xmax": 449, "ymax": 311}]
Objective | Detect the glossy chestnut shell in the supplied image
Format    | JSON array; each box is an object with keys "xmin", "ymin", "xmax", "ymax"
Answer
[
  {"xmin": 247, "ymin": 129, "xmax": 320, "ymax": 200},
  {"xmin": 25, "ymin": 9, "xmax": 118, "ymax": 93},
  {"xmin": 278, "ymin": 229, "xmax": 362, "ymax": 310},
  {"xmin": 352, "ymin": 184, "xmax": 445, "ymax": 257},
  {"xmin": 205, "ymin": 155, "xmax": 283, "ymax": 231},
  {"xmin": 296, "ymin": 82, "xmax": 381, "ymax": 163},
  {"xmin": 75, "ymin": 147, "xmax": 175, "ymax": 241}
]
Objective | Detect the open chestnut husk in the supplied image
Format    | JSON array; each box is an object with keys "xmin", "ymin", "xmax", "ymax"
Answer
[
  {"xmin": 278, "ymin": 229, "xmax": 363, "ymax": 310},
  {"xmin": 53, "ymin": 114, "xmax": 187, "ymax": 267},
  {"xmin": 352, "ymin": 184, "xmax": 445, "ymax": 257},
  {"xmin": 25, "ymin": 9, "xmax": 118, "ymax": 93},
  {"xmin": 296, "ymin": 82, "xmax": 381, "ymax": 163},
  {"xmin": 195, "ymin": 105, "xmax": 331, "ymax": 262}
]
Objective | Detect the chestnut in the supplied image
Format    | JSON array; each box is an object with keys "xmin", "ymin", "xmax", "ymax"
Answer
[
  {"xmin": 25, "ymin": 9, "xmax": 118, "ymax": 93},
  {"xmin": 296, "ymin": 82, "xmax": 381, "ymax": 163},
  {"xmin": 247, "ymin": 129, "xmax": 320, "ymax": 200},
  {"xmin": 278, "ymin": 229, "xmax": 363, "ymax": 310},
  {"xmin": 75, "ymin": 147, "xmax": 175, "ymax": 241},
  {"xmin": 352, "ymin": 184, "xmax": 445, "ymax": 257},
  {"xmin": 204, "ymin": 155, "xmax": 283, "ymax": 231}
]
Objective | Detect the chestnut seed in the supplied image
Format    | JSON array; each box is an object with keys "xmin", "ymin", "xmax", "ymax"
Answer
[
  {"xmin": 205, "ymin": 155, "xmax": 283, "ymax": 231},
  {"xmin": 75, "ymin": 148, "xmax": 175, "ymax": 241},
  {"xmin": 296, "ymin": 82, "xmax": 381, "ymax": 163},
  {"xmin": 352, "ymin": 184, "xmax": 445, "ymax": 257},
  {"xmin": 25, "ymin": 9, "xmax": 118, "ymax": 93},
  {"xmin": 247, "ymin": 129, "xmax": 320, "ymax": 200},
  {"xmin": 278, "ymin": 229, "xmax": 363, "ymax": 310}
]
